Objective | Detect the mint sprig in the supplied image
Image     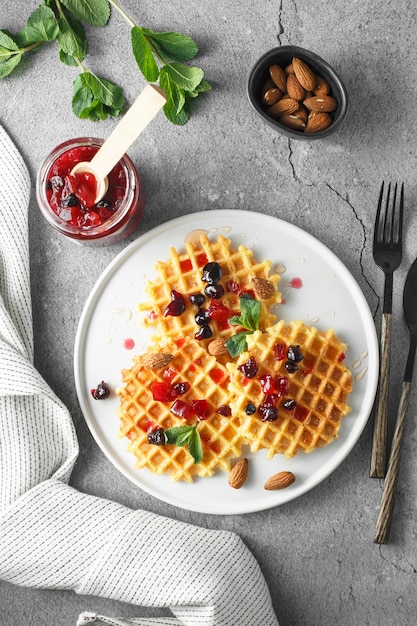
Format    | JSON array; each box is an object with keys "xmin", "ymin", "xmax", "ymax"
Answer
[
  {"xmin": 0, "ymin": 0, "xmax": 209, "ymax": 125},
  {"xmin": 226, "ymin": 295, "xmax": 261, "ymax": 357},
  {"xmin": 165, "ymin": 423, "xmax": 203, "ymax": 464}
]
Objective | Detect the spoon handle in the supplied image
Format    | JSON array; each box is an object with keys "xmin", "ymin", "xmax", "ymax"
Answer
[{"xmin": 90, "ymin": 84, "xmax": 166, "ymax": 178}]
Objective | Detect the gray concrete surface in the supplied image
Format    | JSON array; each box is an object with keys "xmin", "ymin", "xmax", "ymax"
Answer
[{"xmin": 1, "ymin": 1, "xmax": 417, "ymax": 625}]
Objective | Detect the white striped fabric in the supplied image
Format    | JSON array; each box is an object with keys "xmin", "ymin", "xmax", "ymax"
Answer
[{"xmin": 0, "ymin": 125, "xmax": 279, "ymax": 626}]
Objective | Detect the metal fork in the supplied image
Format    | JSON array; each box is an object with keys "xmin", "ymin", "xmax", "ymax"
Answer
[{"xmin": 370, "ymin": 181, "xmax": 404, "ymax": 478}]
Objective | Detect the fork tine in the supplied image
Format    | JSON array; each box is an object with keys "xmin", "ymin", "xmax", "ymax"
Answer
[
  {"xmin": 398, "ymin": 182, "xmax": 404, "ymax": 244},
  {"xmin": 382, "ymin": 182, "xmax": 392, "ymax": 242},
  {"xmin": 374, "ymin": 181, "xmax": 385, "ymax": 243},
  {"xmin": 388, "ymin": 183, "xmax": 398, "ymax": 242}
]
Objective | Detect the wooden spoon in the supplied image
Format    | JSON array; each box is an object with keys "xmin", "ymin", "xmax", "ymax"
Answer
[{"xmin": 71, "ymin": 84, "xmax": 167, "ymax": 203}]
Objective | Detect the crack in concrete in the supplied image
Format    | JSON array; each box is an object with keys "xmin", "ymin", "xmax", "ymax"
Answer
[
  {"xmin": 378, "ymin": 544, "xmax": 417, "ymax": 575},
  {"xmin": 326, "ymin": 183, "xmax": 380, "ymax": 318},
  {"xmin": 277, "ymin": 0, "xmax": 284, "ymax": 44}
]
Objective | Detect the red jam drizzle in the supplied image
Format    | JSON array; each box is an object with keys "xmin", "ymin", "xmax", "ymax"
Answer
[
  {"xmin": 123, "ymin": 338, "xmax": 135, "ymax": 350},
  {"xmin": 46, "ymin": 145, "xmax": 127, "ymax": 228},
  {"xmin": 291, "ymin": 277, "xmax": 303, "ymax": 289}
]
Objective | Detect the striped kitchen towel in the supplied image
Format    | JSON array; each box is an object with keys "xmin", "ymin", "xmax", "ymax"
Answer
[{"xmin": 0, "ymin": 125, "xmax": 279, "ymax": 626}]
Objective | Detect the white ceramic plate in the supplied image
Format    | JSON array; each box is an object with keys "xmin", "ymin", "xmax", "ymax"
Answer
[{"xmin": 74, "ymin": 210, "xmax": 378, "ymax": 515}]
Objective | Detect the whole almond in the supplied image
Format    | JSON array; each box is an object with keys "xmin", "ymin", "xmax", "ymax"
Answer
[
  {"xmin": 269, "ymin": 64, "xmax": 287, "ymax": 92},
  {"xmin": 286, "ymin": 74, "xmax": 305, "ymax": 101},
  {"xmin": 304, "ymin": 95, "xmax": 337, "ymax": 112},
  {"xmin": 305, "ymin": 112, "xmax": 332, "ymax": 133},
  {"xmin": 267, "ymin": 97, "xmax": 298, "ymax": 118},
  {"xmin": 229, "ymin": 458, "xmax": 249, "ymax": 489},
  {"xmin": 141, "ymin": 353, "xmax": 174, "ymax": 369},
  {"xmin": 264, "ymin": 471, "xmax": 295, "ymax": 490},
  {"xmin": 262, "ymin": 87, "xmax": 282, "ymax": 106},
  {"xmin": 208, "ymin": 337, "xmax": 229, "ymax": 357},
  {"xmin": 252, "ymin": 276, "xmax": 275, "ymax": 299},
  {"xmin": 292, "ymin": 57, "xmax": 316, "ymax": 91},
  {"xmin": 284, "ymin": 63, "xmax": 294, "ymax": 75},
  {"xmin": 279, "ymin": 115, "xmax": 306, "ymax": 131},
  {"xmin": 313, "ymin": 75, "xmax": 330, "ymax": 96}
]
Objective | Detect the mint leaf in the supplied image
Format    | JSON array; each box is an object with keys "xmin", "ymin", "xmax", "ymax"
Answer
[
  {"xmin": 72, "ymin": 72, "xmax": 125, "ymax": 121},
  {"xmin": 142, "ymin": 28, "xmax": 198, "ymax": 63},
  {"xmin": 16, "ymin": 6, "xmax": 59, "ymax": 45},
  {"xmin": 57, "ymin": 14, "xmax": 87, "ymax": 60},
  {"xmin": 60, "ymin": 0, "xmax": 110, "ymax": 27},
  {"xmin": 165, "ymin": 423, "xmax": 203, "ymax": 464},
  {"xmin": 159, "ymin": 69, "xmax": 185, "ymax": 114},
  {"xmin": 0, "ymin": 30, "xmax": 20, "ymax": 51},
  {"xmin": 225, "ymin": 332, "xmax": 251, "ymax": 358},
  {"xmin": 188, "ymin": 428, "xmax": 203, "ymax": 464},
  {"xmin": 131, "ymin": 26, "xmax": 159, "ymax": 82},
  {"xmin": 80, "ymin": 70, "xmax": 124, "ymax": 108},
  {"xmin": 229, "ymin": 296, "xmax": 261, "ymax": 332},
  {"xmin": 162, "ymin": 62, "xmax": 204, "ymax": 91},
  {"xmin": 0, "ymin": 54, "xmax": 21, "ymax": 78},
  {"xmin": 226, "ymin": 296, "xmax": 261, "ymax": 357}
]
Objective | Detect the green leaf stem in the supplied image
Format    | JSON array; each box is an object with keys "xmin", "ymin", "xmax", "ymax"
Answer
[{"xmin": 0, "ymin": 0, "xmax": 209, "ymax": 124}]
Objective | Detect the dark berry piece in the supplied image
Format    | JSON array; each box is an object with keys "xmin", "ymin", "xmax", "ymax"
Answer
[
  {"xmin": 238, "ymin": 356, "xmax": 258, "ymax": 378},
  {"xmin": 204, "ymin": 283, "xmax": 225, "ymax": 299},
  {"xmin": 91, "ymin": 381, "xmax": 110, "ymax": 400},
  {"xmin": 285, "ymin": 361, "xmax": 298, "ymax": 374},
  {"xmin": 283, "ymin": 399, "xmax": 297, "ymax": 411},
  {"xmin": 62, "ymin": 193, "xmax": 79, "ymax": 207},
  {"xmin": 217, "ymin": 404, "xmax": 232, "ymax": 417},
  {"xmin": 164, "ymin": 290, "xmax": 186, "ymax": 317},
  {"xmin": 195, "ymin": 308, "xmax": 210, "ymax": 326},
  {"xmin": 189, "ymin": 293, "xmax": 205, "ymax": 307},
  {"xmin": 195, "ymin": 325, "xmax": 213, "ymax": 340},
  {"xmin": 259, "ymin": 405, "xmax": 278, "ymax": 421},
  {"xmin": 287, "ymin": 345, "xmax": 304, "ymax": 363},
  {"xmin": 244, "ymin": 402, "xmax": 257, "ymax": 415},
  {"xmin": 173, "ymin": 382, "xmax": 191, "ymax": 395},
  {"xmin": 147, "ymin": 427, "xmax": 166, "ymax": 445},
  {"xmin": 202, "ymin": 261, "xmax": 222, "ymax": 284}
]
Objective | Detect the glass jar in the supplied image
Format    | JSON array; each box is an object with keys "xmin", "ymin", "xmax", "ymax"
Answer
[{"xmin": 36, "ymin": 137, "xmax": 145, "ymax": 246}]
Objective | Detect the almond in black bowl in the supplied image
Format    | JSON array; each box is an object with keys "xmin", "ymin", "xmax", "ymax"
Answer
[{"xmin": 247, "ymin": 45, "xmax": 348, "ymax": 140}]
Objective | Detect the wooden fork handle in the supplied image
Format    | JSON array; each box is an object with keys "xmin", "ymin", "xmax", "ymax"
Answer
[
  {"xmin": 370, "ymin": 313, "xmax": 392, "ymax": 478},
  {"xmin": 374, "ymin": 381, "xmax": 411, "ymax": 544}
]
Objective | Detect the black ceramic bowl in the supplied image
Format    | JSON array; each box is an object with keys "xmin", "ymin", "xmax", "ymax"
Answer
[{"xmin": 247, "ymin": 45, "xmax": 348, "ymax": 140}]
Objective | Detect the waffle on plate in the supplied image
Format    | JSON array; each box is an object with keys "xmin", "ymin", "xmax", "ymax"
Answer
[
  {"xmin": 116, "ymin": 336, "xmax": 244, "ymax": 482},
  {"xmin": 138, "ymin": 233, "xmax": 281, "ymax": 350},
  {"xmin": 227, "ymin": 320, "xmax": 353, "ymax": 459}
]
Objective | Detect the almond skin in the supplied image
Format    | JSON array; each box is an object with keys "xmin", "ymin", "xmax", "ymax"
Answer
[
  {"xmin": 264, "ymin": 471, "xmax": 295, "ymax": 490},
  {"xmin": 140, "ymin": 353, "xmax": 174, "ymax": 369},
  {"xmin": 286, "ymin": 74, "xmax": 305, "ymax": 101},
  {"xmin": 229, "ymin": 458, "xmax": 249, "ymax": 489},
  {"xmin": 262, "ymin": 87, "xmax": 283, "ymax": 106},
  {"xmin": 313, "ymin": 75, "xmax": 330, "ymax": 96},
  {"xmin": 252, "ymin": 276, "xmax": 275, "ymax": 299},
  {"xmin": 305, "ymin": 112, "xmax": 332, "ymax": 133},
  {"xmin": 292, "ymin": 57, "xmax": 316, "ymax": 91},
  {"xmin": 208, "ymin": 337, "xmax": 229, "ymax": 357},
  {"xmin": 279, "ymin": 115, "xmax": 306, "ymax": 131},
  {"xmin": 267, "ymin": 97, "xmax": 299, "ymax": 118},
  {"xmin": 269, "ymin": 64, "xmax": 287, "ymax": 93},
  {"xmin": 304, "ymin": 95, "xmax": 337, "ymax": 112}
]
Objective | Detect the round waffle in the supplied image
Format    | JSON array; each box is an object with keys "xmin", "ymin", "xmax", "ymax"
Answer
[
  {"xmin": 226, "ymin": 320, "xmax": 353, "ymax": 459},
  {"xmin": 116, "ymin": 336, "xmax": 243, "ymax": 482},
  {"xmin": 138, "ymin": 234, "xmax": 281, "ymax": 350}
]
